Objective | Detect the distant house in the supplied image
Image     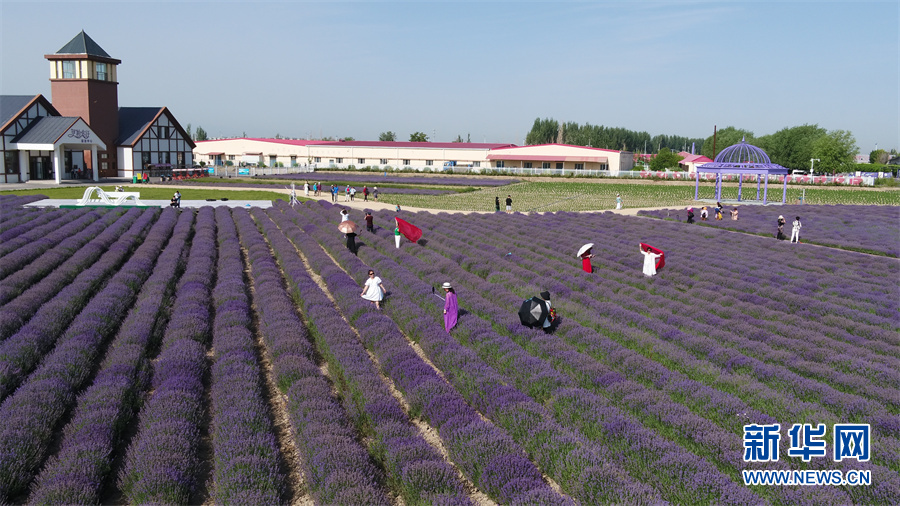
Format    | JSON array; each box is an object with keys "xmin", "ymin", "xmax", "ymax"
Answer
[
  {"xmin": 0, "ymin": 31, "xmax": 193, "ymax": 184},
  {"xmin": 677, "ymin": 151, "xmax": 713, "ymax": 173}
]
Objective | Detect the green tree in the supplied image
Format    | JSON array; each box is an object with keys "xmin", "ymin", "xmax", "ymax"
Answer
[
  {"xmin": 755, "ymin": 124, "xmax": 826, "ymax": 170},
  {"xmin": 185, "ymin": 123, "xmax": 192, "ymax": 140},
  {"xmin": 452, "ymin": 135, "xmax": 464, "ymax": 143},
  {"xmin": 869, "ymin": 149, "xmax": 889, "ymax": 165},
  {"xmin": 194, "ymin": 126, "xmax": 208, "ymax": 141},
  {"xmin": 811, "ymin": 130, "xmax": 859, "ymax": 174},
  {"xmin": 275, "ymin": 133, "xmax": 282, "ymax": 139},
  {"xmin": 700, "ymin": 127, "xmax": 753, "ymax": 160},
  {"xmin": 525, "ymin": 118, "xmax": 559, "ymax": 145},
  {"xmin": 649, "ymin": 148, "xmax": 684, "ymax": 171},
  {"xmin": 409, "ymin": 131, "xmax": 428, "ymax": 142},
  {"xmin": 340, "ymin": 136, "xmax": 355, "ymax": 141},
  {"xmin": 379, "ymin": 131, "xmax": 396, "ymax": 141}
]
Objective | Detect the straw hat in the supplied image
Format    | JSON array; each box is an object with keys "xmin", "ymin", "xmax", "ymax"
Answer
[{"xmin": 442, "ymin": 282, "xmax": 452, "ymax": 289}]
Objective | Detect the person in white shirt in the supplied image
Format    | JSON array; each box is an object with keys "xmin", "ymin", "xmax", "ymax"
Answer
[
  {"xmin": 360, "ymin": 270, "xmax": 386, "ymax": 309},
  {"xmin": 641, "ymin": 245, "xmax": 662, "ymax": 276},
  {"xmin": 790, "ymin": 216, "xmax": 802, "ymax": 243}
]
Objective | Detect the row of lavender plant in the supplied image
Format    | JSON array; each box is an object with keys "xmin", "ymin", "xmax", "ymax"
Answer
[
  {"xmin": 354, "ymin": 206, "xmax": 889, "ymax": 503},
  {"xmin": 0, "ymin": 208, "xmax": 155, "ymax": 400},
  {"xmin": 0, "ymin": 208, "xmax": 102, "ymax": 281},
  {"xmin": 0, "ymin": 195, "xmax": 47, "ymax": 208},
  {"xmin": 0, "ymin": 208, "xmax": 138, "ymax": 337},
  {"xmin": 0, "ymin": 207, "xmax": 172, "ymax": 501},
  {"xmin": 268, "ymin": 205, "xmax": 572, "ymax": 504},
  {"xmin": 376, "ymin": 210, "xmax": 896, "ymax": 498},
  {"xmin": 233, "ymin": 208, "xmax": 391, "ymax": 504},
  {"xmin": 118, "ymin": 207, "xmax": 217, "ymax": 504},
  {"xmin": 0, "ymin": 208, "xmax": 75, "ymax": 253},
  {"xmin": 28, "ymin": 209, "xmax": 194, "ymax": 504},
  {"xmin": 301, "ymin": 202, "xmax": 776, "ymax": 504},
  {"xmin": 247, "ymin": 207, "xmax": 477, "ymax": 504},
  {"xmin": 0, "ymin": 207, "xmax": 45, "ymax": 233},
  {"xmin": 207, "ymin": 207, "xmax": 285, "ymax": 502},
  {"xmin": 274, "ymin": 172, "xmax": 519, "ymax": 186},
  {"xmin": 639, "ymin": 204, "xmax": 900, "ymax": 257},
  {"xmin": 281, "ymin": 202, "xmax": 661, "ymax": 504}
]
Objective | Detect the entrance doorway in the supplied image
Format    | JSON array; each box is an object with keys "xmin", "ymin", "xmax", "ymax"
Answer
[{"xmin": 29, "ymin": 156, "xmax": 53, "ymax": 180}]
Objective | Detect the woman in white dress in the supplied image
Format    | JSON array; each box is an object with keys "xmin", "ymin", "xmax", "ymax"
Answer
[
  {"xmin": 340, "ymin": 209, "xmax": 350, "ymax": 222},
  {"xmin": 360, "ymin": 270, "xmax": 386, "ymax": 309},
  {"xmin": 641, "ymin": 245, "xmax": 662, "ymax": 277}
]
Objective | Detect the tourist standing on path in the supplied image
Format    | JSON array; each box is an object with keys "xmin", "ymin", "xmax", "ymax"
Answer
[
  {"xmin": 331, "ymin": 185, "xmax": 338, "ymax": 202},
  {"xmin": 360, "ymin": 270, "xmax": 386, "ymax": 309},
  {"xmin": 304, "ymin": 181, "xmax": 309, "ymax": 196},
  {"xmin": 616, "ymin": 193, "xmax": 623, "ymax": 210},
  {"xmin": 350, "ymin": 187, "xmax": 357, "ymax": 201},
  {"xmin": 394, "ymin": 224, "xmax": 402, "ymax": 249},
  {"xmin": 373, "ymin": 187, "xmax": 379, "ymax": 201},
  {"xmin": 495, "ymin": 196, "xmax": 500, "ymax": 213},
  {"xmin": 365, "ymin": 212, "xmax": 374, "ymax": 233},
  {"xmin": 442, "ymin": 282, "xmax": 458, "ymax": 333},
  {"xmin": 641, "ymin": 245, "xmax": 662, "ymax": 277},
  {"xmin": 776, "ymin": 215, "xmax": 787, "ymax": 240},
  {"xmin": 345, "ymin": 186, "xmax": 351, "ymax": 202},
  {"xmin": 363, "ymin": 186, "xmax": 369, "ymax": 201},
  {"xmin": 791, "ymin": 216, "xmax": 802, "ymax": 243},
  {"xmin": 505, "ymin": 195, "xmax": 512, "ymax": 214}
]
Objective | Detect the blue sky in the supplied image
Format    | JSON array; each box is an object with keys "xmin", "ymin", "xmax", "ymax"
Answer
[{"xmin": 2, "ymin": 1, "xmax": 897, "ymax": 153}]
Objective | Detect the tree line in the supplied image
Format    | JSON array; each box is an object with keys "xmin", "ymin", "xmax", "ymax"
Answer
[{"xmin": 525, "ymin": 118, "xmax": 706, "ymax": 156}]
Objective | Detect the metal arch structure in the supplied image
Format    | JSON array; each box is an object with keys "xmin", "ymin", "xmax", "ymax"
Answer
[
  {"xmin": 694, "ymin": 139, "xmax": 789, "ymax": 204},
  {"xmin": 77, "ymin": 186, "xmax": 145, "ymax": 206}
]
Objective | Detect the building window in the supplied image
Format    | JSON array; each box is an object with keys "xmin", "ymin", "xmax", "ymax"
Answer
[
  {"xmin": 575, "ymin": 163, "xmax": 584, "ymax": 170},
  {"xmin": 228, "ymin": 155, "xmax": 235, "ymax": 160},
  {"xmin": 524, "ymin": 162, "xmax": 533, "ymax": 169},
  {"xmin": 542, "ymin": 162, "xmax": 551, "ymax": 169},
  {"xmin": 426, "ymin": 160, "xmax": 434, "ymax": 166},
  {"xmin": 157, "ymin": 126, "xmax": 170, "ymax": 139},
  {"xmin": 177, "ymin": 152, "xmax": 184, "ymax": 166},
  {"xmin": 473, "ymin": 161, "xmax": 481, "ymax": 167},
  {"xmin": 290, "ymin": 156, "xmax": 297, "ymax": 165},
  {"xmin": 62, "ymin": 61, "xmax": 76, "ymax": 79},
  {"xmin": 314, "ymin": 157, "xmax": 321, "ymax": 163},
  {"xmin": 495, "ymin": 161, "xmax": 504, "ymax": 168},
  {"xmin": 96, "ymin": 62, "xmax": 107, "ymax": 81},
  {"xmin": 101, "ymin": 162, "xmax": 108, "ymax": 171},
  {"xmin": 379, "ymin": 159, "xmax": 388, "ymax": 165},
  {"xmin": 556, "ymin": 163, "xmax": 563, "ymax": 169},
  {"xmin": 336, "ymin": 158, "xmax": 343, "ymax": 163},
  {"xmin": 4, "ymin": 151, "xmax": 19, "ymax": 174},
  {"xmin": 358, "ymin": 158, "xmax": 365, "ymax": 164},
  {"xmin": 163, "ymin": 152, "xmax": 171, "ymax": 164},
  {"xmin": 142, "ymin": 152, "xmax": 151, "ymax": 168},
  {"xmin": 403, "ymin": 159, "xmax": 410, "ymax": 165}
]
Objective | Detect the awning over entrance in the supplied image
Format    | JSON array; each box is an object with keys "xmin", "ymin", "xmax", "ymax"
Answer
[{"xmin": 11, "ymin": 116, "xmax": 106, "ymax": 183}]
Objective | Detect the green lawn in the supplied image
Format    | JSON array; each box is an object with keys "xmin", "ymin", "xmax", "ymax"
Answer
[
  {"xmin": 195, "ymin": 176, "xmax": 473, "ymax": 192},
  {"xmin": 0, "ymin": 186, "xmax": 295, "ymax": 202},
  {"xmin": 377, "ymin": 181, "xmax": 900, "ymax": 211}
]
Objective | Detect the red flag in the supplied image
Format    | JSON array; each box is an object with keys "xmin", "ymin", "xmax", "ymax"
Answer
[
  {"xmin": 395, "ymin": 217, "xmax": 422, "ymax": 243},
  {"xmin": 640, "ymin": 242, "xmax": 665, "ymax": 270}
]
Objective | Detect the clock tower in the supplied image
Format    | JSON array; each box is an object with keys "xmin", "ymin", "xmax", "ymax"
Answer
[{"xmin": 45, "ymin": 31, "xmax": 121, "ymax": 177}]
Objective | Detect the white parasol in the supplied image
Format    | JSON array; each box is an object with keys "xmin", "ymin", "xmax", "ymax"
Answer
[{"xmin": 577, "ymin": 243, "xmax": 594, "ymax": 258}]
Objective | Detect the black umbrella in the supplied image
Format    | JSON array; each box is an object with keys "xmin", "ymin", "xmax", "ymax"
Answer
[{"xmin": 518, "ymin": 297, "xmax": 548, "ymax": 327}]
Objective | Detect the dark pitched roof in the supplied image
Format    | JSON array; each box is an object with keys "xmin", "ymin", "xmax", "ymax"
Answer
[
  {"xmin": 0, "ymin": 95, "xmax": 38, "ymax": 128},
  {"xmin": 12, "ymin": 116, "xmax": 80, "ymax": 144},
  {"xmin": 117, "ymin": 107, "xmax": 196, "ymax": 149},
  {"xmin": 56, "ymin": 31, "xmax": 111, "ymax": 58},
  {"xmin": 117, "ymin": 107, "xmax": 162, "ymax": 145}
]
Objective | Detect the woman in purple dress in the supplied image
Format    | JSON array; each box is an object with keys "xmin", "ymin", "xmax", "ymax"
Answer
[{"xmin": 442, "ymin": 282, "xmax": 458, "ymax": 333}]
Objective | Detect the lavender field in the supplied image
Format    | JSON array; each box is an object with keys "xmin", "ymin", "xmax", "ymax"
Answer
[
  {"xmin": 0, "ymin": 194, "xmax": 897, "ymax": 505},
  {"xmin": 638, "ymin": 205, "xmax": 900, "ymax": 257}
]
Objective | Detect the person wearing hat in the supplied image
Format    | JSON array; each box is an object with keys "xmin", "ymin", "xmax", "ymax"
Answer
[
  {"xmin": 373, "ymin": 186, "xmax": 379, "ymax": 201},
  {"xmin": 686, "ymin": 207, "xmax": 695, "ymax": 224},
  {"xmin": 577, "ymin": 244, "xmax": 594, "ymax": 273},
  {"xmin": 442, "ymin": 282, "xmax": 458, "ymax": 333},
  {"xmin": 776, "ymin": 215, "xmax": 787, "ymax": 240},
  {"xmin": 615, "ymin": 193, "xmax": 623, "ymax": 210}
]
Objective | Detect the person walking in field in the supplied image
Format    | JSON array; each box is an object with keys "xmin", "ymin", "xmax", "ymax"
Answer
[
  {"xmin": 394, "ymin": 224, "xmax": 402, "ymax": 248},
  {"xmin": 686, "ymin": 207, "xmax": 695, "ymax": 224},
  {"xmin": 791, "ymin": 216, "xmax": 802, "ymax": 243},
  {"xmin": 442, "ymin": 282, "xmax": 458, "ymax": 333},
  {"xmin": 365, "ymin": 212, "xmax": 374, "ymax": 233},
  {"xmin": 373, "ymin": 186, "xmax": 379, "ymax": 201},
  {"xmin": 505, "ymin": 195, "xmax": 512, "ymax": 214},
  {"xmin": 776, "ymin": 215, "xmax": 787, "ymax": 240},
  {"xmin": 616, "ymin": 193, "xmax": 623, "ymax": 210},
  {"xmin": 363, "ymin": 186, "xmax": 369, "ymax": 201},
  {"xmin": 495, "ymin": 196, "xmax": 501, "ymax": 213},
  {"xmin": 360, "ymin": 270, "xmax": 386, "ymax": 309}
]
